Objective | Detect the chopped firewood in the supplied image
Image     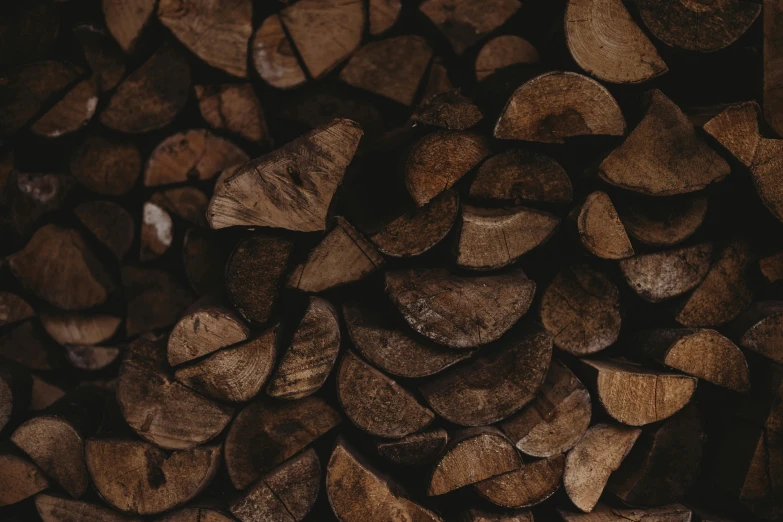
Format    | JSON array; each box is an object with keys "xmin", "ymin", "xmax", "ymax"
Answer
[
  {"xmin": 637, "ymin": 0, "xmax": 760, "ymax": 52},
  {"xmin": 461, "ymin": 508, "xmax": 533, "ymax": 522},
  {"xmin": 225, "ymin": 396, "xmax": 340, "ymax": 490},
  {"xmin": 29, "ymin": 375, "xmax": 66, "ymax": 411},
  {"xmin": 70, "ymin": 134, "xmax": 141, "ymax": 196},
  {"xmin": 0, "ymin": 3, "xmax": 59, "ymax": 67},
  {"xmin": 619, "ymin": 243, "xmax": 713, "ymax": 303},
  {"xmin": 376, "ymin": 428, "xmax": 449, "ymax": 466},
  {"xmin": 288, "ymin": 217, "xmax": 384, "ymax": 292},
  {"xmin": 565, "ymin": 0, "xmax": 667, "ymax": 84},
  {"xmin": 608, "ymin": 404, "xmax": 704, "ymax": 506},
  {"xmin": 168, "ymin": 299, "xmax": 249, "ymax": 366},
  {"xmin": 424, "ymin": 57, "xmax": 453, "ymax": 99},
  {"xmin": 208, "ymin": 118, "xmax": 363, "ymax": 230},
  {"xmin": 577, "ymin": 191, "xmax": 634, "ymax": 260},
  {"xmin": 174, "ymin": 328, "xmax": 277, "ymax": 402},
  {"xmin": 369, "ymin": 0, "xmax": 402, "ymax": 35},
  {"xmin": 405, "ymin": 131, "xmax": 490, "ymax": 206},
  {"xmin": 474, "ymin": 453, "xmax": 565, "ymax": 508},
  {"xmin": 122, "ymin": 266, "xmax": 193, "ymax": 337},
  {"xmin": 267, "ymin": 297, "xmax": 340, "ymax": 399},
  {"xmin": 412, "ymin": 89, "xmax": 484, "ymax": 130},
  {"xmin": 327, "ymin": 438, "xmax": 443, "ymax": 522},
  {"xmin": 102, "ymin": 0, "xmax": 156, "ymax": 53},
  {"xmin": 0, "ymin": 445, "xmax": 49, "ymax": 506},
  {"xmin": 251, "ymin": 15, "xmax": 307, "ymax": 90},
  {"xmin": 73, "ymin": 24, "xmax": 126, "ymax": 92},
  {"xmin": 579, "ymin": 359, "xmax": 697, "ymax": 426},
  {"xmin": 419, "ymin": 0, "xmax": 521, "ymax": 54},
  {"xmin": 386, "ymin": 266, "xmax": 536, "ymax": 349},
  {"xmin": 39, "ymin": 309, "xmax": 121, "ymax": 347},
  {"xmin": 35, "ymin": 493, "xmax": 140, "ymax": 522},
  {"xmin": 675, "ymin": 240, "xmax": 754, "ymax": 327},
  {"xmin": 195, "ymin": 84, "xmax": 271, "ymax": 144},
  {"xmin": 540, "ymin": 265, "xmax": 621, "ymax": 356},
  {"xmin": 475, "ymin": 35, "xmax": 540, "ymax": 81},
  {"xmin": 182, "ymin": 228, "xmax": 226, "ymax": 296},
  {"xmin": 280, "ymin": 0, "xmax": 364, "ymax": 79},
  {"xmin": 0, "ymin": 292, "xmax": 35, "ymax": 328},
  {"xmin": 0, "ymin": 363, "xmax": 31, "ymax": 433},
  {"xmin": 340, "ymin": 36, "xmax": 433, "ymax": 106},
  {"xmin": 65, "ymin": 345, "xmax": 121, "ymax": 371},
  {"xmin": 159, "ymin": 508, "xmax": 232, "ymax": 522},
  {"xmin": 6, "ymin": 171, "xmax": 73, "ymax": 236},
  {"xmin": 501, "ymin": 360, "xmax": 592, "ymax": 458},
  {"xmin": 0, "ymin": 321, "xmax": 62, "ymax": 371},
  {"xmin": 428, "ymin": 427, "xmax": 523, "ymax": 496},
  {"xmin": 151, "ymin": 187, "xmax": 208, "ymax": 227},
  {"xmin": 116, "ymin": 335, "xmax": 234, "ymax": 449},
  {"xmin": 30, "ymin": 77, "xmax": 97, "ymax": 138},
  {"xmin": 765, "ymin": 0, "xmax": 783, "ymax": 136},
  {"xmin": 140, "ymin": 201, "xmax": 173, "ymax": 261},
  {"xmin": 494, "ymin": 71, "xmax": 625, "ymax": 142},
  {"xmin": 85, "ymin": 439, "xmax": 220, "ymax": 515},
  {"xmin": 75, "ymin": 200, "xmax": 134, "ymax": 260},
  {"xmin": 617, "ymin": 193, "xmax": 708, "ymax": 247},
  {"xmin": 564, "ymin": 423, "xmax": 641, "ymax": 512},
  {"xmin": 600, "ymin": 90, "xmax": 730, "ymax": 195},
  {"xmin": 471, "ymin": 149, "xmax": 572, "ymax": 204},
  {"xmin": 557, "ymin": 503, "xmax": 692, "ymax": 521},
  {"xmin": 99, "ymin": 44, "xmax": 191, "ymax": 133},
  {"xmin": 230, "ymin": 449, "xmax": 320, "ymax": 522},
  {"xmin": 730, "ymin": 301, "xmax": 783, "ymax": 364}
]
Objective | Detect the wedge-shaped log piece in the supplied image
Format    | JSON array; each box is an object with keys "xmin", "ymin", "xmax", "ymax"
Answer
[
  {"xmin": 557, "ymin": 503, "xmax": 692, "ymax": 521},
  {"xmin": 564, "ymin": 423, "xmax": 641, "ymax": 512},
  {"xmin": 475, "ymin": 35, "xmax": 539, "ymax": 81},
  {"xmin": 461, "ymin": 508, "xmax": 533, "ymax": 522},
  {"xmin": 540, "ymin": 265, "xmax": 621, "ymax": 356},
  {"xmin": 225, "ymin": 396, "xmax": 341, "ymax": 490},
  {"xmin": 470, "ymin": 149, "xmax": 572, "ymax": 204},
  {"xmin": 208, "ymin": 118, "xmax": 362, "ymax": 231},
  {"xmin": 406, "ymin": 131, "xmax": 490, "ymax": 206},
  {"xmin": 338, "ymin": 350, "xmax": 434, "ymax": 438},
  {"xmin": 117, "ymin": 336, "xmax": 234, "ymax": 450},
  {"xmin": 73, "ymin": 23, "xmax": 126, "ymax": 92},
  {"xmin": 231, "ymin": 449, "xmax": 320, "ymax": 522},
  {"xmin": 634, "ymin": 329, "xmax": 750, "ymax": 392},
  {"xmin": 70, "ymin": 134, "xmax": 140, "ymax": 196},
  {"xmin": 29, "ymin": 376, "xmax": 66, "ymax": 411},
  {"xmin": 0, "ymin": 292, "xmax": 35, "ymax": 328},
  {"xmin": 730, "ymin": 301, "xmax": 783, "ymax": 364},
  {"xmin": 30, "ymin": 77, "xmax": 98, "ymax": 138},
  {"xmin": 103, "ymin": 0, "xmax": 155, "ymax": 53},
  {"xmin": 0, "ymin": 446, "xmax": 48, "ymax": 506},
  {"xmin": 456, "ymin": 205, "xmax": 560, "ymax": 270},
  {"xmin": 75, "ymin": 201, "xmax": 134, "ymax": 260},
  {"xmin": 0, "ymin": 363, "xmax": 32, "ymax": 433},
  {"xmin": 580, "ymin": 359, "xmax": 696, "ymax": 426},
  {"xmin": 268, "ymin": 297, "xmax": 340, "ymax": 399},
  {"xmin": 424, "ymin": 57, "xmax": 453, "ymax": 99},
  {"xmin": 387, "ymin": 266, "xmax": 536, "ymax": 349},
  {"xmin": 122, "ymin": 266, "xmax": 193, "ymax": 337},
  {"xmin": 419, "ymin": 0, "xmax": 520, "ymax": 54},
  {"xmin": 577, "ymin": 191, "xmax": 634, "ymax": 260},
  {"xmin": 86, "ymin": 439, "xmax": 220, "ymax": 515},
  {"xmin": 600, "ymin": 90, "xmax": 729, "ymax": 195},
  {"xmin": 618, "ymin": 193, "xmax": 708, "ymax": 247},
  {"xmin": 619, "ymin": 243, "xmax": 712, "ymax": 303},
  {"xmin": 252, "ymin": 15, "xmax": 307, "ymax": 90},
  {"xmin": 159, "ymin": 508, "xmax": 232, "ymax": 522},
  {"xmin": 420, "ymin": 325, "xmax": 552, "ymax": 426},
  {"xmin": 565, "ymin": 0, "xmax": 667, "ymax": 84},
  {"xmin": 65, "ymin": 345, "xmax": 121, "ymax": 371},
  {"xmin": 35, "ymin": 494, "xmax": 140, "ymax": 522},
  {"xmin": 327, "ymin": 438, "xmax": 443, "ymax": 521},
  {"xmin": 501, "ymin": 360, "xmax": 592, "ymax": 458},
  {"xmin": 475, "ymin": 453, "xmax": 565, "ymax": 508},
  {"xmin": 168, "ymin": 301, "xmax": 250, "ymax": 366},
  {"xmin": 196, "ymin": 83, "xmax": 270, "ymax": 144},
  {"xmin": 494, "ymin": 72, "xmax": 625, "ymax": 143},
  {"xmin": 429, "ymin": 427, "xmax": 523, "ymax": 496},
  {"xmin": 413, "ymin": 90, "xmax": 483, "ymax": 130},
  {"xmin": 370, "ymin": 0, "xmax": 402, "ymax": 35},
  {"xmin": 376, "ymin": 428, "xmax": 449, "ymax": 466}
]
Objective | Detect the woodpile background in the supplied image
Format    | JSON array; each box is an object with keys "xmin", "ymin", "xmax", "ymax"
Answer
[{"xmin": 0, "ymin": 0, "xmax": 782, "ymax": 521}]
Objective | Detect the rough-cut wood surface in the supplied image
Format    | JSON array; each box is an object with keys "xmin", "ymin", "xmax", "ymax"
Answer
[
  {"xmin": 159, "ymin": 507, "xmax": 232, "ymax": 522},
  {"xmin": 475, "ymin": 35, "xmax": 539, "ymax": 81},
  {"xmin": 195, "ymin": 83, "xmax": 270, "ymax": 144},
  {"xmin": 619, "ymin": 243, "xmax": 712, "ymax": 303},
  {"xmin": 6, "ymin": 171, "xmax": 73, "ymax": 236},
  {"xmin": 557, "ymin": 503, "xmax": 692, "ymax": 521},
  {"xmin": 30, "ymin": 77, "xmax": 98, "ymax": 138},
  {"xmin": 412, "ymin": 89, "xmax": 484, "ymax": 131},
  {"xmin": 168, "ymin": 301, "xmax": 249, "ymax": 366},
  {"xmin": 369, "ymin": 0, "xmax": 402, "ymax": 35},
  {"xmin": 70, "ymin": 134, "xmax": 141, "ymax": 196},
  {"xmin": 0, "ymin": 447, "xmax": 49, "ymax": 507},
  {"xmin": 252, "ymin": 15, "xmax": 307, "ymax": 90},
  {"xmin": 475, "ymin": 453, "xmax": 565, "ymax": 508},
  {"xmin": 103, "ymin": 0, "xmax": 155, "ymax": 53},
  {"xmin": 0, "ymin": 363, "xmax": 31, "ymax": 433},
  {"xmin": 731, "ymin": 300, "xmax": 783, "ymax": 364},
  {"xmin": 39, "ymin": 309, "xmax": 121, "ymax": 346},
  {"xmin": 419, "ymin": 0, "xmax": 521, "ymax": 54},
  {"xmin": 35, "ymin": 494, "xmax": 140, "ymax": 522},
  {"xmin": 617, "ymin": 193, "xmax": 708, "ymax": 247},
  {"xmin": 65, "ymin": 345, "xmax": 121, "ymax": 371},
  {"xmin": 0, "ymin": 292, "xmax": 35, "ymax": 329},
  {"xmin": 151, "ymin": 187, "xmax": 209, "ymax": 227},
  {"xmin": 577, "ymin": 191, "xmax": 634, "ymax": 260},
  {"xmin": 470, "ymin": 149, "xmax": 572, "ymax": 204},
  {"xmin": 376, "ymin": 428, "xmax": 449, "ymax": 466},
  {"xmin": 462, "ymin": 508, "xmax": 533, "ymax": 522}
]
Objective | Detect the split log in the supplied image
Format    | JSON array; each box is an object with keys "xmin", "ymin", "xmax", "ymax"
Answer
[
  {"xmin": 140, "ymin": 201, "xmax": 173, "ymax": 261},
  {"xmin": 501, "ymin": 360, "xmax": 592, "ymax": 458},
  {"xmin": 75, "ymin": 201, "xmax": 134, "ymax": 260},
  {"xmin": 168, "ymin": 300, "xmax": 249, "ymax": 366},
  {"xmin": 207, "ymin": 118, "xmax": 363, "ymax": 231},
  {"xmin": 419, "ymin": 325, "xmax": 552, "ymax": 426},
  {"xmin": 405, "ymin": 131, "xmax": 490, "ymax": 206},
  {"xmin": 423, "ymin": 57, "xmax": 453, "ymax": 99},
  {"xmin": 267, "ymin": 297, "xmax": 340, "ymax": 399},
  {"xmin": 634, "ymin": 329, "xmax": 750, "ymax": 392},
  {"xmin": 470, "ymin": 149, "xmax": 572, "ymax": 204},
  {"xmin": 540, "ymin": 265, "xmax": 621, "ymax": 356},
  {"xmin": 30, "ymin": 77, "xmax": 98, "ymax": 138},
  {"xmin": 150, "ymin": 187, "xmax": 208, "ymax": 227},
  {"xmin": 158, "ymin": 0, "xmax": 252, "ymax": 78},
  {"xmin": 288, "ymin": 217, "xmax": 384, "ymax": 292},
  {"xmin": 182, "ymin": 228, "xmax": 226, "ymax": 296},
  {"xmin": 557, "ymin": 503, "xmax": 692, "ymax": 521},
  {"xmin": 730, "ymin": 301, "xmax": 783, "ymax": 364},
  {"xmin": 0, "ymin": 320, "xmax": 62, "ymax": 371},
  {"xmin": 326, "ymin": 438, "xmax": 443, "ymax": 522},
  {"xmin": 0, "ymin": 363, "xmax": 32, "ymax": 433},
  {"xmin": 251, "ymin": 15, "xmax": 307, "ymax": 90},
  {"xmin": 65, "ymin": 345, "xmax": 121, "ymax": 371},
  {"xmin": 73, "ymin": 24, "xmax": 126, "ymax": 92},
  {"xmin": 617, "ymin": 193, "xmax": 708, "ymax": 247},
  {"xmin": 494, "ymin": 71, "xmax": 625, "ymax": 142},
  {"xmin": 225, "ymin": 396, "xmax": 341, "ymax": 490},
  {"xmin": 412, "ymin": 89, "xmax": 484, "ymax": 130},
  {"xmin": 102, "ymin": 0, "xmax": 156, "ymax": 53},
  {"xmin": 0, "ymin": 292, "xmax": 35, "ymax": 328},
  {"xmin": 121, "ymin": 266, "xmax": 193, "ymax": 337},
  {"xmin": 456, "ymin": 205, "xmax": 560, "ymax": 270},
  {"xmin": 579, "ymin": 359, "xmax": 697, "ymax": 426},
  {"xmin": 474, "ymin": 453, "xmax": 565, "ymax": 508},
  {"xmin": 159, "ymin": 507, "xmax": 232, "ymax": 522},
  {"xmin": 675, "ymin": 240, "xmax": 754, "ymax": 327},
  {"xmin": 174, "ymin": 327, "xmax": 277, "ymax": 402},
  {"xmin": 565, "ymin": 0, "xmax": 667, "ymax": 84},
  {"xmin": 280, "ymin": 0, "xmax": 364, "ymax": 79},
  {"xmin": 577, "ymin": 191, "xmax": 634, "ymax": 260},
  {"xmin": 116, "ymin": 335, "xmax": 234, "ymax": 450},
  {"xmin": 765, "ymin": 0, "xmax": 783, "ymax": 136},
  {"xmin": 39, "ymin": 309, "xmax": 121, "ymax": 347},
  {"xmin": 619, "ymin": 243, "xmax": 713, "ymax": 303},
  {"xmin": 386, "ymin": 266, "xmax": 536, "ymax": 349},
  {"xmin": 195, "ymin": 84, "xmax": 271, "ymax": 144},
  {"xmin": 461, "ymin": 508, "xmax": 533, "ymax": 522},
  {"xmin": 230, "ymin": 449, "xmax": 320, "ymax": 522},
  {"xmin": 340, "ymin": 36, "xmax": 433, "ymax": 106},
  {"xmin": 35, "ymin": 493, "xmax": 140, "ymax": 522},
  {"xmin": 0, "ymin": 445, "xmax": 49, "ymax": 506},
  {"xmin": 99, "ymin": 44, "xmax": 191, "ymax": 133},
  {"xmin": 376, "ymin": 428, "xmax": 449, "ymax": 466},
  {"xmin": 6, "ymin": 171, "xmax": 73, "ymax": 236},
  {"xmin": 637, "ymin": 0, "xmax": 760, "ymax": 52},
  {"xmin": 85, "ymin": 439, "xmax": 220, "ymax": 515},
  {"xmin": 225, "ymin": 233, "xmax": 294, "ymax": 324},
  {"xmin": 476, "ymin": 36, "xmax": 539, "ymax": 81},
  {"xmin": 70, "ymin": 134, "xmax": 141, "ymax": 196},
  {"xmin": 599, "ymin": 90, "xmax": 730, "ymax": 195},
  {"xmin": 563, "ymin": 423, "xmax": 641, "ymax": 512},
  {"xmin": 369, "ymin": 0, "xmax": 402, "ymax": 35},
  {"xmin": 419, "ymin": 0, "xmax": 521, "ymax": 54},
  {"xmin": 29, "ymin": 376, "xmax": 66, "ymax": 411},
  {"xmin": 428, "ymin": 427, "xmax": 523, "ymax": 495}
]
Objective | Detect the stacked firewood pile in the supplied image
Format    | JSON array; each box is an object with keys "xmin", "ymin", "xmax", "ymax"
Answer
[{"xmin": 1, "ymin": 0, "xmax": 782, "ymax": 520}]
